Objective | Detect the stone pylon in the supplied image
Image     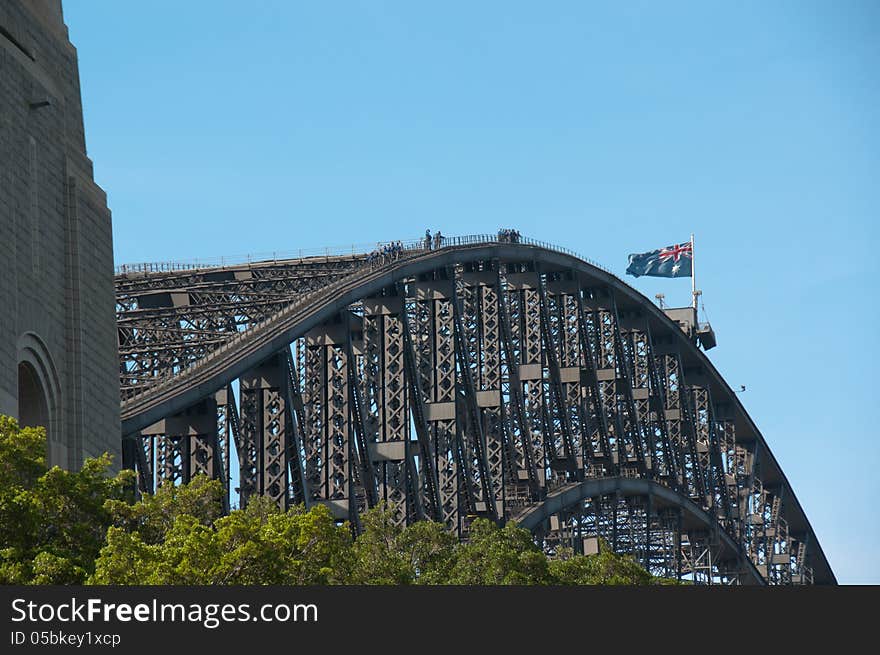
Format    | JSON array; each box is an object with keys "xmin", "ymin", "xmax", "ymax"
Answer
[{"xmin": 0, "ymin": 0, "xmax": 120, "ymax": 469}]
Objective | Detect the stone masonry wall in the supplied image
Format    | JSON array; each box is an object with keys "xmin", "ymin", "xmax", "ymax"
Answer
[{"xmin": 0, "ymin": 0, "xmax": 120, "ymax": 469}]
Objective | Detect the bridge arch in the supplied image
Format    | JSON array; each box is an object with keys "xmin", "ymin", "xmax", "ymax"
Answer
[
  {"xmin": 115, "ymin": 236, "xmax": 835, "ymax": 584},
  {"xmin": 513, "ymin": 476, "xmax": 765, "ymax": 584}
]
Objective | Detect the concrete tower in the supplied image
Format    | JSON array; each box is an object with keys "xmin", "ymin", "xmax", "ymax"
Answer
[{"xmin": 0, "ymin": 0, "xmax": 120, "ymax": 468}]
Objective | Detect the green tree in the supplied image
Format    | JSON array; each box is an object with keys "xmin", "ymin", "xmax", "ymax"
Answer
[
  {"xmin": 103, "ymin": 473, "xmax": 224, "ymax": 545},
  {"xmin": 209, "ymin": 498, "xmax": 351, "ymax": 584},
  {"xmin": 91, "ymin": 483, "xmax": 352, "ymax": 585},
  {"xmin": 0, "ymin": 414, "xmax": 664, "ymax": 586},
  {"xmin": 348, "ymin": 504, "xmax": 413, "ymax": 584},
  {"xmin": 0, "ymin": 416, "xmax": 134, "ymax": 584},
  {"xmin": 348, "ymin": 504, "xmax": 457, "ymax": 584},
  {"xmin": 448, "ymin": 518, "xmax": 552, "ymax": 585},
  {"xmin": 399, "ymin": 519, "xmax": 458, "ymax": 585},
  {"xmin": 548, "ymin": 543, "xmax": 654, "ymax": 585}
]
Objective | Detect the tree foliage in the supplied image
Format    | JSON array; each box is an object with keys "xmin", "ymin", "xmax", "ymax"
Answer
[
  {"xmin": 448, "ymin": 518, "xmax": 551, "ymax": 584},
  {"xmin": 548, "ymin": 543, "xmax": 654, "ymax": 585},
  {"xmin": 1, "ymin": 416, "xmax": 667, "ymax": 585},
  {"xmin": 0, "ymin": 416, "xmax": 134, "ymax": 584},
  {"xmin": 348, "ymin": 505, "xmax": 457, "ymax": 584},
  {"xmin": 92, "ymin": 482, "xmax": 352, "ymax": 585}
]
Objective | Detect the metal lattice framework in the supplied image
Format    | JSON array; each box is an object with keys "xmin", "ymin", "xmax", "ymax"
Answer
[{"xmin": 116, "ymin": 235, "xmax": 835, "ymax": 585}]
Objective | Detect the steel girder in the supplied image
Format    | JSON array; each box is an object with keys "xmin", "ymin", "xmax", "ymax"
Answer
[
  {"xmin": 116, "ymin": 255, "xmax": 367, "ymax": 401},
  {"xmin": 116, "ymin": 241, "xmax": 835, "ymax": 585}
]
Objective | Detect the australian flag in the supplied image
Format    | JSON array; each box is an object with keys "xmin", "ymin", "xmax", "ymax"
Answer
[{"xmin": 626, "ymin": 241, "xmax": 693, "ymax": 278}]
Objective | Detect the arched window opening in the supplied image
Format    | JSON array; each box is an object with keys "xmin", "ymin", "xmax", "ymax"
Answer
[{"xmin": 18, "ymin": 361, "xmax": 49, "ymax": 434}]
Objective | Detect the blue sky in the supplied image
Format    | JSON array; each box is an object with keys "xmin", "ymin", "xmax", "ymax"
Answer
[{"xmin": 64, "ymin": 1, "xmax": 879, "ymax": 583}]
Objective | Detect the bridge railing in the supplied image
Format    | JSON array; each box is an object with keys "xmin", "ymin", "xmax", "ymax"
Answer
[
  {"xmin": 440, "ymin": 233, "xmax": 613, "ymax": 275},
  {"xmin": 116, "ymin": 261, "xmax": 215, "ymax": 274},
  {"xmin": 120, "ymin": 234, "xmax": 617, "ymax": 403},
  {"xmin": 115, "ymin": 239, "xmax": 424, "ymax": 275},
  {"xmin": 115, "ymin": 233, "xmax": 613, "ymax": 277}
]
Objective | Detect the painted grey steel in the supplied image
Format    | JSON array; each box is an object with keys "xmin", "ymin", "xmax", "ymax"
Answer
[
  {"xmin": 513, "ymin": 476, "xmax": 765, "ymax": 584},
  {"xmin": 116, "ymin": 236, "xmax": 835, "ymax": 585}
]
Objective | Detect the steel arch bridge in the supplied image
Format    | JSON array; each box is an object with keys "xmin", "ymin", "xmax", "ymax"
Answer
[{"xmin": 115, "ymin": 234, "xmax": 835, "ymax": 585}]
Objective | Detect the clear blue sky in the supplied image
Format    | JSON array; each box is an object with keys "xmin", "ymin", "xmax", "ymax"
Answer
[{"xmin": 64, "ymin": 0, "xmax": 879, "ymax": 583}]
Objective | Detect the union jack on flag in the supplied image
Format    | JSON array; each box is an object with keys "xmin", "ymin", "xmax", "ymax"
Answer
[{"xmin": 626, "ymin": 241, "xmax": 693, "ymax": 278}]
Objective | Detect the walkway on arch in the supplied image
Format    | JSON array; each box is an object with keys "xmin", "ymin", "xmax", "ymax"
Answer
[{"xmin": 117, "ymin": 234, "xmax": 836, "ymax": 585}]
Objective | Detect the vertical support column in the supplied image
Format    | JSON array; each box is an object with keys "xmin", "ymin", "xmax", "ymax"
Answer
[
  {"xmin": 399, "ymin": 292, "xmax": 439, "ymax": 523},
  {"xmin": 656, "ymin": 350, "xmax": 703, "ymax": 500},
  {"xmin": 452, "ymin": 267, "xmax": 497, "ymax": 520},
  {"xmin": 478, "ymin": 275, "xmax": 506, "ymax": 514},
  {"xmin": 189, "ymin": 433, "xmax": 216, "ymax": 480},
  {"xmin": 766, "ymin": 486, "xmax": 792, "ymax": 585},
  {"xmin": 301, "ymin": 318, "xmax": 352, "ymax": 520},
  {"xmin": 643, "ymin": 323, "xmax": 679, "ymax": 489},
  {"xmin": 460, "ymin": 265, "xmax": 505, "ymax": 518},
  {"xmin": 536, "ymin": 270, "xmax": 578, "ymax": 474},
  {"xmin": 363, "ymin": 297, "xmax": 418, "ymax": 526},
  {"xmin": 497, "ymin": 267, "xmax": 539, "ymax": 497},
  {"xmin": 507, "ymin": 270, "xmax": 548, "ymax": 489},
  {"xmin": 282, "ymin": 349, "xmax": 311, "ymax": 510},
  {"xmin": 238, "ymin": 382, "xmax": 260, "ymax": 506},
  {"xmin": 157, "ymin": 435, "xmax": 187, "ymax": 487},
  {"xmin": 744, "ymin": 451, "xmax": 769, "ymax": 580},
  {"xmin": 582, "ymin": 289, "xmax": 644, "ymax": 475},
  {"xmin": 734, "ymin": 445, "xmax": 753, "ymax": 532},
  {"xmin": 412, "ymin": 280, "xmax": 464, "ymax": 531},
  {"xmin": 715, "ymin": 416, "xmax": 741, "ymax": 540},
  {"xmin": 325, "ymin": 345, "xmax": 348, "ymax": 508},
  {"xmin": 575, "ymin": 289, "xmax": 613, "ymax": 476},
  {"xmin": 676, "ymin": 369, "xmax": 708, "ymax": 504},
  {"xmin": 617, "ymin": 314, "xmax": 660, "ymax": 479},
  {"xmin": 689, "ymin": 384, "xmax": 717, "ymax": 512},
  {"xmin": 124, "ymin": 433, "xmax": 154, "ymax": 495},
  {"xmin": 345, "ymin": 327, "xmax": 376, "ymax": 517},
  {"xmin": 141, "ymin": 397, "xmax": 219, "ymax": 492},
  {"xmin": 381, "ymin": 301, "xmax": 411, "ymax": 524},
  {"xmin": 262, "ymin": 385, "xmax": 288, "ymax": 505},
  {"xmin": 608, "ymin": 295, "xmax": 646, "ymax": 476},
  {"xmin": 213, "ymin": 388, "xmax": 232, "ymax": 511},
  {"xmin": 553, "ymin": 281, "xmax": 585, "ymax": 471},
  {"xmin": 656, "ymin": 506, "xmax": 681, "ymax": 580},
  {"xmin": 240, "ymin": 353, "xmax": 290, "ymax": 508}
]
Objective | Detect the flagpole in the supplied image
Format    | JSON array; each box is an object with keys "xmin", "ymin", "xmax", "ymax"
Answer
[{"xmin": 691, "ymin": 233, "xmax": 697, "ymax": 311}]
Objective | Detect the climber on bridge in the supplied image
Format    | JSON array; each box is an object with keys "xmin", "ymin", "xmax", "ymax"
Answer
[
  {"xmin": 425, "ymin": 229, "xmax": 432, "ymax": 250},
  {"xmin": 433, "ymin": 230, "xmax": 443, "ymax": 249},
  {"xmin": 497, "ymin": 228, "xmax": 521, "ymax": 243},
  {"xmin": 369, "ymin": 243, "xmax": 383, "ymax": 267}
]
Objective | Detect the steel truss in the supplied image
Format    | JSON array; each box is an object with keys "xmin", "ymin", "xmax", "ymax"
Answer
[{"xmin": 118, "ymin": 241, "xmax": 833, "ymax": 585}]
